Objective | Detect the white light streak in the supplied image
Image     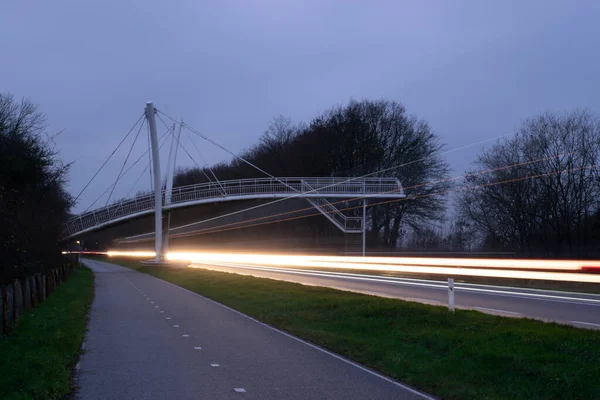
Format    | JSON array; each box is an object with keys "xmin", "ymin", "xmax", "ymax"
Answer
[{"xmin": 102, "ymin": 250, "xmax": 600, "ymax": 283}]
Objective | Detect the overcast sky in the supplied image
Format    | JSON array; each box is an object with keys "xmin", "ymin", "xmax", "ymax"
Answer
[{"xmin": 2, "ymin": 1, "xmax": 599, "ymax": 212}]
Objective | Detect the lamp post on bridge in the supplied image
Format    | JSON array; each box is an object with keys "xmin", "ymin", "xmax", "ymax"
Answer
[
  {"xmin": 145, "ymin": 102, "xmax": 163, "ymax": 262},
  {"xmin": 362, "ymin": 199, "xmax": 366, "ymax": 256}
]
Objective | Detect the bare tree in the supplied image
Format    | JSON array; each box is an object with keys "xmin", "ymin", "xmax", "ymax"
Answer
[
  {"xmin": 443, "ymin": 217, "xmax": 478, "ymax": 252},
  {"xmin": 405, "ymin": 226, "xmax": 445, "ymax": 251},
  {"xmin": 459, "ymin": 109, "xmax": 600, "ymax": 257},
  {"xmin": 260, "ymin": 115, "xmax": 299, "ymax": 148}
]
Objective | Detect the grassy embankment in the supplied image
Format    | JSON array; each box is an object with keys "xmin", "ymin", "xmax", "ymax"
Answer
[
  {"xmin": 106, "ymin": 256, "xmax": 599, "ymax": 400},
  {"xmin": 0, "ymin": 267, "xmax": 94, "ymax": 400}
]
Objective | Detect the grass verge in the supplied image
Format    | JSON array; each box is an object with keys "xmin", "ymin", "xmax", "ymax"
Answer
[
  {"xmin": 108, "ymin": 257, "xmax": 599, "ymax": 400},
  {"xmin": 0, "ymin": 267, "xmax": 94, "ymax": 400}
]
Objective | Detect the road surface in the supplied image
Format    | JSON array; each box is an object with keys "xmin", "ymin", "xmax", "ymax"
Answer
[
  {"xmin": 76, "ymin": 259, "xmax": 432, "ymax": 400},
  {"xmin": 189, "ymin": 261, "xmax": 600, "ymax": 329}
]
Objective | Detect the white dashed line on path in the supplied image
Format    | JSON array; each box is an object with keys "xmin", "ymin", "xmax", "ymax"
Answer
[
  {"xmin": 234, "ymin": 388, "xmax": 246, "ymax": 393},
  {"xmin": 173, "ymin": 325, "xmax": 179, "ymax": 328},
  {"xmin": 154, "ymin": 274, "xmax": 436, "ymax": 400},
  {"xmin": 194, "ymin": 346, "xmax": 202, "ymax": 350},
  {"xmin": 210, "ymin": 363, "xmax": 220, "ymax": 368},
  {"xmin": 166, "ymin": 317, "xmax": 171, "ymax": 320},
  {"xmin": 182, "ymin": 334, "xmax": 190, "ymax": 337}
]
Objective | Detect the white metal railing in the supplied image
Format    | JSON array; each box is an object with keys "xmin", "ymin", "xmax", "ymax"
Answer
[
  {"xmin": 307, "ymin": 197, "xmax": 363, "ymax": 233},
  {"xmin": 302, "ymin": 180, "xmax": 362, "ymax": 233},
  {"xmin": 64, "ymin": 177, "xmax": 403, "ymax": 237}
]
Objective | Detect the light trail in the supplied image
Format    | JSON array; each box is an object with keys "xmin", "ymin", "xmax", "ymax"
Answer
[
  {"xmin": 107, "ymin": 250, "xmax": 155, "ymax": 258},
  {"xmin": 62, "ymin": 251, "xmax": 109, "ymax": 255},
  {"xmin": 101, "ymin": 250, "xmax": 600, "ymax": 283},
  {"xmin": 167, "ymin": 252, "xmax": 590, "ymax": 271},
  {"xmin": 306, "ymin": 256, "xmax": 589, "ymax": 271},
  {"xmin": 188, "ymin": 261, "xmax": 600, "ymax": 305}
]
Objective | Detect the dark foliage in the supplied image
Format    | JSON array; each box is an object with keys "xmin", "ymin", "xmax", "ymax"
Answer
[
  {"xmin": 173, "ymin": 100, "xmax": 450, "ymax": 248},
  {"xmin": 0, "ymin": 94, "xmax": 72, "ymax": 283}
]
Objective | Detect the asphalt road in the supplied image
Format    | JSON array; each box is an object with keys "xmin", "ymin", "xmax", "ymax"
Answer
[
  {"xmin": 76, "ymin": 259, "xmax": 432, "ymax": 400},
  {"xmin": 189, "ymin": 261, "xmax": 600, "ymax": 329}
]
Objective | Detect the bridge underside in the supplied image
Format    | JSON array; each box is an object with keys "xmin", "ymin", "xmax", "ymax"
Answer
[{"xmin": 114, "ymin": 197, "xmax": 349, "ymax": 245}]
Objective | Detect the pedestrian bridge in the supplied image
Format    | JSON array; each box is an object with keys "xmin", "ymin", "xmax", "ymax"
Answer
[{"xmin": 64, "ymin": 177, "xmax": 404, "ymax": 239}]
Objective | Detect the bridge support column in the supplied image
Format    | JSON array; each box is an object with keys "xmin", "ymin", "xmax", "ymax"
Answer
[
  {"xmin": 162, "ymin": 212, "xmax": 171, "ymax": 256},
  {"xmin": 146, "ymin": 102, "xmax": 163, "ymax": 262}
]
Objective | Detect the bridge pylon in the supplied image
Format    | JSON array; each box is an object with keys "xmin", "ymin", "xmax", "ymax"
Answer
[{"xmin": 145, "ymin": 102, "xmax": 164, "ymax": 262}]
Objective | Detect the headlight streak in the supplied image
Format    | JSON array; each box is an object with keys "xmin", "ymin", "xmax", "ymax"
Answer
[{"xmin": 99, "ymin": 250, "xmax": 600, "ymax": 284}]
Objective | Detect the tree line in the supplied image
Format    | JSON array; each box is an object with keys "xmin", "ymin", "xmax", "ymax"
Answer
[{"xmin": 0, "ymin": 94, "xmax": 72, "ymax": 283}]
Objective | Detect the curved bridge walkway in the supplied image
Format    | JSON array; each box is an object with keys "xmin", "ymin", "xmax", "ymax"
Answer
[{"xmin": 64, "ymin": 177, "xmax": 404, "ymax": 239}]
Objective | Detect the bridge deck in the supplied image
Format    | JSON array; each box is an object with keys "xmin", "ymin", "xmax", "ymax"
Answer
[{"xmin": 64, "ymin": 177, "xmax": 404, "ymax": 238}]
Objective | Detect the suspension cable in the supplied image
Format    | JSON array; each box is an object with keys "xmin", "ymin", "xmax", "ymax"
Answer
[
  {"xmin": 158, "ymin": 110, "xmax": 299, "ymax": 193},
  {"xmin": 186, "ymin": 129, "xmax": 227, "ymax": 194},
  {"xmin": 156, "ymin": 113, "xmax": 227, "ymax": 196},
  {"xmin": 82, "ymin": 128, "xmax": 170, "ymax": 213},
  {"xmin": 105, "ymin": 116, "xmax": 146, "ymax": 206},
  {"xmin": 123, "ymin": 132, "xmax": 172, "ymax": 200},
  {"xmin": 73, "ymin": 113, "xmax": 144, "ymax": 204},
  {"xmin": 146, "ymin": 119, "xmax": 153, "ymax": 192},
  {"xmin": 110, "ymin": 132, "xmax": 173, "ymax": 216}
]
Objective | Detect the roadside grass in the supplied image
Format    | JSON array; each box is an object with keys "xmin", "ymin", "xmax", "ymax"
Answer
[
  {"xmin": 106, "ymin": 257, "xmax": 599, "ymax": 400},
  {"xmin": 0, "ymin": 267, "xmax": 94, "ymax": 400}
]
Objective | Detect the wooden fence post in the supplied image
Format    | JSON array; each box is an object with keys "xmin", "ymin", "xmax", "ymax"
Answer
[
  {"xmin": 36, "ymin": 274, "xmax": 41, "ymax": 304},
  {"xmin": 23, "ymin": 277, "xmax": 32, "ymax": 311},
  {"xmin": 0, "ymin": 286, "xmax": 4, "ymax": 335},
  {"xmin": 13, "ymin": 279, "xmax": 23, "ymax": 324},
  {"xmin": 30, "ymin": 276, "xmax": 35, "ymax": 309},
  {"xmin": 3, "ymin": 283, "xmax": 14, "ymax": 335},
  {"xmin": 40, "ymin": 273, "xmax": 45, "ymax": 301},
  {"xmin": 40, "ymin": 273, "xmax": 46, "ymax": 301},
  {"xmin": 0, "ymin": 261, "xmax": 81, "ymax": 338}
]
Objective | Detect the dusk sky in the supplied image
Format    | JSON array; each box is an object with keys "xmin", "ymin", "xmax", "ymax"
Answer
[{"xmin": 2, "ymin": 1, "xmax": 599, "ymax": 212}]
